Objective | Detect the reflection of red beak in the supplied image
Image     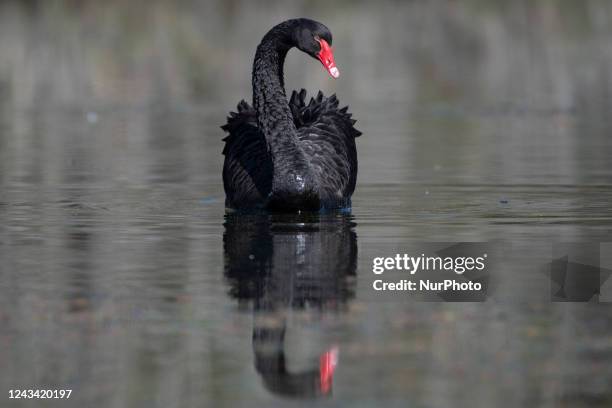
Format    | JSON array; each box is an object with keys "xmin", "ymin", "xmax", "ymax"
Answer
[
  {"xmin": 316, "ymin": 38, "xmax": 339, "ymax": 79},
  {"xmin": 319, "ymin": 346, "xmax": 339, "ymax": 394}
]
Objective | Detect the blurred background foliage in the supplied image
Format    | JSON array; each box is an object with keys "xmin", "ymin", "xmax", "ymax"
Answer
[{"xmin": 1, "ymin": 0, "xmax": 611, "ymax": 110}]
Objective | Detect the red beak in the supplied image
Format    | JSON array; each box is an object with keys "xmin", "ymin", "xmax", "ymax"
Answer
[
  {"xmin": 316, "ymin": 38, "xmax": 339, "ymax": 79},
  {"xmin": 319, "ymin": 346, "xmax": 339, "ymax": 394}
]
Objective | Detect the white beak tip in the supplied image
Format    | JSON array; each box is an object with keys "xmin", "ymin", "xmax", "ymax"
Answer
[{"xmin": 329, "ymin": 67, "xmax": 340, "ymax": 78}]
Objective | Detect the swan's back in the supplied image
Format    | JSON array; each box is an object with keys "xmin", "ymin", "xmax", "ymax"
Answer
[
  {"xmin": 222, "ymin": 89, "xmax": 360, "ymax": 210},
  {"xmin": 222, "ymin": 100, "xmax": 273, "ymax": 209}
]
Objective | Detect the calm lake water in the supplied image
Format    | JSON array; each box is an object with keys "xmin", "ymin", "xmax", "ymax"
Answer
[{"xmin": 1, "ymin": 1, "xmax": 612, "ymax": 407}]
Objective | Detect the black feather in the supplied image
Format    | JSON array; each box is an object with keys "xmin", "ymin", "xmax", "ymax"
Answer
[{"xmin": 222, "ymin": 89, "xmax": 360, "ymax": 209}]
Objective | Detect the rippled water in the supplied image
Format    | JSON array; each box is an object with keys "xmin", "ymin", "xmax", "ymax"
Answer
[{"xmin": 2, "ymin": 1, "xmax": 612, "ymax": 407}]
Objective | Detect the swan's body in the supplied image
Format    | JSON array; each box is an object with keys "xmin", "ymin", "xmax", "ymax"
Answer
[{"xmin": 222, "ymin": 19, "xmax": 360, "ymax": 211}]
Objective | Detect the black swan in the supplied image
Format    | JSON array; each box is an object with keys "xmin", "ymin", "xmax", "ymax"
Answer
[{"xmin": 222, "ymin": 19, "xmax": 361, "ymax": 211}]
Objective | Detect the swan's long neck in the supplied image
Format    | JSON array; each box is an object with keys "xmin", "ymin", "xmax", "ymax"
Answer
[{"xmin": 252, "ymin": 23, "xmax": 315, "ymax": 196}]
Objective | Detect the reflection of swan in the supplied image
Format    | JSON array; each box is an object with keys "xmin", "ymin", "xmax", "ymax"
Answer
[{"xmin": 223, "ymin": 212, "xmax": 357, "ymax": 398}]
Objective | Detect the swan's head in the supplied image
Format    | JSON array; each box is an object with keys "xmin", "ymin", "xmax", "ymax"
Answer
[{"xmin": 293, "ymin": 19, "xmax": 339, "ymax": 79}]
